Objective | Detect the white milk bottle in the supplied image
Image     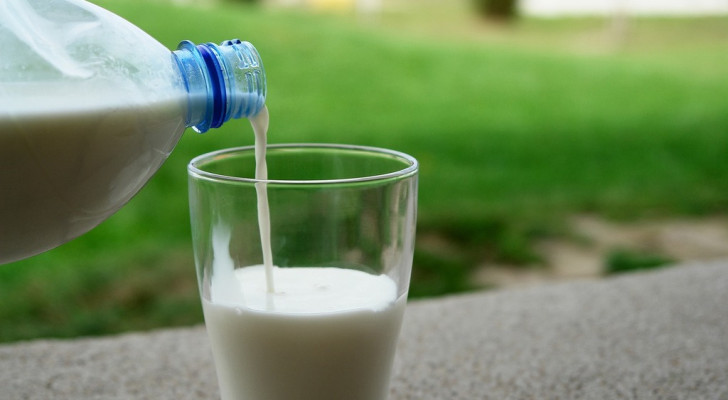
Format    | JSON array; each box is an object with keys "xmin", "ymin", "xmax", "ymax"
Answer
[{"xmin": 0, "ymin": 0, "xmax": 266, "ymax": 264}]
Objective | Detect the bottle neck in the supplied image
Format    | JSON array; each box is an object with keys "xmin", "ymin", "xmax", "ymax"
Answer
[{"xmin": 173, "ymin": 39, "xmax": 266, "ymax": 133}]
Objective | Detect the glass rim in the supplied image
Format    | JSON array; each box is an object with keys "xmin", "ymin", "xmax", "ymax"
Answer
[{"xmin": 188, "ymin": 143, "xmax": 419, "ymax": 185}]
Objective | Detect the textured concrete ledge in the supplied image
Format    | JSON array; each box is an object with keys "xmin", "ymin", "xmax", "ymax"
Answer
[{"xmin": 2, "ymin": 261, "xmax": 727, "ymax": 399}]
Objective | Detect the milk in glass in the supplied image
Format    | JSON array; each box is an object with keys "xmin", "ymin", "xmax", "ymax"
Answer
[{"xmin": 200, "ymin": 109, "xmax": 406, "ymax": 400}]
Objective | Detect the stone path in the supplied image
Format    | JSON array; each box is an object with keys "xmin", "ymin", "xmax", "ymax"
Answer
[{"xmin": 2, "ymin": 259, "xmax": 727, "ymax": 399}]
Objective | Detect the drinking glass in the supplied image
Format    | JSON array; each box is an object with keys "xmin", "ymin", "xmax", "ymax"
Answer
[{"xmin": 188, "ymin": 143, "xmax": 418, "ymax": 400}]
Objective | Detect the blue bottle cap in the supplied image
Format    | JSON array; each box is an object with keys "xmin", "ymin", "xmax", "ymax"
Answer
[{"xmin": 173, "ymin": 39, "xmax": 266, "ymax": 133}]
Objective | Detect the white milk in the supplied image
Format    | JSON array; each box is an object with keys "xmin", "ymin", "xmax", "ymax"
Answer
[
  {"xmin": 0, "ymin": 93, "xmax": 186, "ymax": 263},
  {"xmin": 202, "ymin": 265, "xmax": 406, "ymax": 400},
  {"xmin": 250, "ymin": 106, "xmax": 275, "ymax": 293}
]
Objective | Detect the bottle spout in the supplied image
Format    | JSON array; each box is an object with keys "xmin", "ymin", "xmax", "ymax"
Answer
[{"xmin": 173, "ymin": 39, "xmax": 266, "ymax": 133}]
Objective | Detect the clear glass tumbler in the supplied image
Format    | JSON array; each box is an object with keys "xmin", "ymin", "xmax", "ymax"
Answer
[{"xmin": 188, "ymin": 143, "xmax": 418, "ymax": 400}]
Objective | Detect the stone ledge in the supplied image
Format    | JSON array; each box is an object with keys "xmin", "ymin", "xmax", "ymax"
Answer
[{"xmin": 2, "ymin": 261, "xmax": 727, "ymax": 399}]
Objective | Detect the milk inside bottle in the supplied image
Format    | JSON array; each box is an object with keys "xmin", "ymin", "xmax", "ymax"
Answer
[{"xmin": 0, "ymin": 0, "xmax": 265, "ymax": 264}]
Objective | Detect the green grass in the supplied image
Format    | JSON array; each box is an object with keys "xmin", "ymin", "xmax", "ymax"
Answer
[
  {"xmin": 604, "ymin": 249, "xmax": 675, "ymax": 275},
  {"xmin": 1, "ymin": 0, "xmax": 727, "ymax": 342}
]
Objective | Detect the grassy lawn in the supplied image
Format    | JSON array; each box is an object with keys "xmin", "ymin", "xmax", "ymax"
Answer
[{"xmin": 1, "ymin": 0, "xmax": 727, "ymax": 342}]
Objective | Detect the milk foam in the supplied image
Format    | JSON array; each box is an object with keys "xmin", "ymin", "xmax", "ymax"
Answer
[{"xmin": 211, "ymin": 265, "xmax": 399, "ymax": 313}]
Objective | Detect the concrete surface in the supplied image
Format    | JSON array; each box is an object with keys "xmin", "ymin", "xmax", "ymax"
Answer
[{"xmin": 1, "ymin": 260, "xmax": 727, "ymax": 399}]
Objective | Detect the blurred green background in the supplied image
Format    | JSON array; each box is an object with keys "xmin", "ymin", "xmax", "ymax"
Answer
[{"xmin": 2, "ymin": 0, "xmax": 727, "ymax": 342}]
